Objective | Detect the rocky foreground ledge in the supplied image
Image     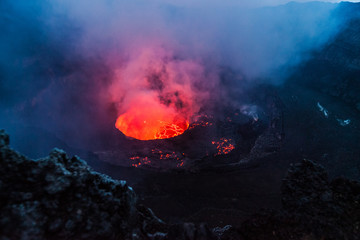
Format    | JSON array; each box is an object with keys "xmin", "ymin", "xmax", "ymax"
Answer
[{"xmin": 1, "ymin": 129, "xmax": 359, "ymax": 240}]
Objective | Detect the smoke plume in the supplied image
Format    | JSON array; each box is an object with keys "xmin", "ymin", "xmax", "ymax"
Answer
[{"xmin": 0, "ymin": 0, "xmax": 344, "ymax": 154}]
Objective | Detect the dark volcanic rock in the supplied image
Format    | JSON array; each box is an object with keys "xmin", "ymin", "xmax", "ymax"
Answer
[
  {"xmin": 281, "ymin": 160, "xmax": 360, "ymax": 239},
  {"xmin": 2, "ymin": 128, "xmax": 360, "ymax": 240},
  {"xmin": 0, "ymin": 129, "xmax": 218, "ymax": 240},
  {"xmin": 0, "ymin": 130, "xmax": 167, "ymax": 240},
  {"xmin": 224, "ymin": 159, "xmax": 360, "ymax": 240},
  {"xmin": 289, "ymin": 2, "xmax": 360, "ymax": 112},
  {"xmin": 167, "ymin": 223, "xmax": 217, "ymax": 240}
]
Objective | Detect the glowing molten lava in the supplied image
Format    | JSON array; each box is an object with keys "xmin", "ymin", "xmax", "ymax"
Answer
[
  {"xmin": 115, "ymin": 100, "xmax": 189, "ymax": 140},
  {"xmin": 212, "ymin": 138, "xmax": 235, "ymax": 155}
]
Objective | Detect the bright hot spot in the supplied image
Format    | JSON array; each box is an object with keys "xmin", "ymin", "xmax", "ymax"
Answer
[{"xmin": 115, "ymin": 98, "xmax": 189, "ymax": 140}]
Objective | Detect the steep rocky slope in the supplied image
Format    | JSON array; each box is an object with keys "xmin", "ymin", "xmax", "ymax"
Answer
[{"xmin": 289, "ymin": 2, "xmax": 360, "ymax": 111}]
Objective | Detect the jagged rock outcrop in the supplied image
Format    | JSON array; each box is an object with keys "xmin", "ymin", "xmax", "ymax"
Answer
[
  {"xmin": 216, "ymin": 159, "xmax": 360, "ymax": 240},
  {"xmin": 280, "ymin": 159, "xmax": 360, "ymax": 239},
  {"xmin": 0, "ymin": 129, "xmax": 167, "ymax": 240}
]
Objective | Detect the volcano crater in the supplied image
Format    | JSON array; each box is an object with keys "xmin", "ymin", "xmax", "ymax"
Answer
[{"xmin": 95, "ymin": 87, "xmax": 284, "ymax": 172}]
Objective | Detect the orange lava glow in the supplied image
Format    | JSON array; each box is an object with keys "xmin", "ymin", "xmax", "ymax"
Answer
[
  {"xmin": 115, "ymin": 100, "xmax": 189, "ymax": 140},
  {"xmin": 129, "ymin": 150, "xmax": 185, "ymax": 168},
  {"xmin": 211, "ymin": 138, "xmax": 235, "ymax": 155}
]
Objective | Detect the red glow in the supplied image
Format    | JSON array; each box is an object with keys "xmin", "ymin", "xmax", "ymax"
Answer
[
  {"xmin": 130, "ymin": 156, "xmax": 150, "ymax": 167},
  {"xmin": 212, "ymin": 138, "xmax": 235, "ymax": 155},
  {"xmin": 129, "ymin": 149, "xmax": 185, "ymax": 168},
  {"xmin": 110, "ymin": 47, "xmax": 205, "ymax": 140},
  {"xmin": 115, "ymin": 98, "xmax": 189, "ymax": 140}
]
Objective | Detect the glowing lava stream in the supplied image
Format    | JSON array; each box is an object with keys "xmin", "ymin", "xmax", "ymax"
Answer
[{"xmin": 115, "ymin": 101, "xmax": 189, "ymax": 140}]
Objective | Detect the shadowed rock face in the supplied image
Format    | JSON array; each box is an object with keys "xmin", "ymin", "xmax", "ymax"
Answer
[
  {"xmin": 2, "ymin": 129, "xmax": 360, "ymax": 240},
  {"xmin": 280, "ymin": 160, "xmax": 360, "ymax": 239},
  {"xmin": 0, "ymin": 129, "xmax": 167, "ymax": 240},
  {"xmin": 220, "ymin": 160, "xmax": 360, "ymax": 240},
  {"xmin": 289, "ymin": 2, "xmax": 360, "ymax": 112}
]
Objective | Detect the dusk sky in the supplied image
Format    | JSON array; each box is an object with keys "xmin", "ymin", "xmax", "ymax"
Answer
[{"xmin": 154, "ymin": 0, "xmax": 360, "ymax": 7}]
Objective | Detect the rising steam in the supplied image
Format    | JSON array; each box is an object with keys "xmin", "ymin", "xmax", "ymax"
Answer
[
  {"xmin": 109, "ymin": 47, "xmax": 201, "ymax": 139},
  {"xmin": 0, "ymin": 0, "xmax": 344, "ymax": 150}
]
